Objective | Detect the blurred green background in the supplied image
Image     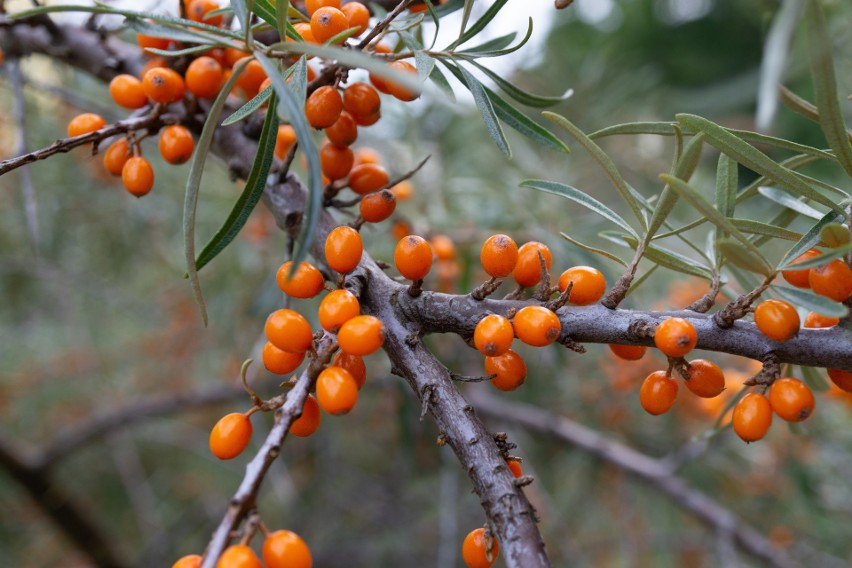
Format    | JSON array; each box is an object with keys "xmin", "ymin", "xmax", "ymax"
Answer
[{"xmin": 1, "ymin": 0, "xmax": 852, "ymax": 566}]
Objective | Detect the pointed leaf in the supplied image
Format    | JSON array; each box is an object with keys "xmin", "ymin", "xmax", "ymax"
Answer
[
  {"xmin": 450, "ymin": 0, "xmax": 510, "ymax": 49},
  {"xmin": 779, "ymin": 209, "xmax": 845, "ymax": 266},
  {"xmin": 728, "ymin": 218, "xmax": 801, "ymax": 242},
  {"xmin": 777, "ymin": 243, "xmax": 852, "ymax": 270},
  {"xmin": 772, "ymin": 285, "xmax": 849, "ymax": 318},
  {"xmin": 757, "ymin": 186, "xmax": 824, "ymax": 219},
  {"xmin": 222, "ymin": 86, "xmax": 273, "ymax": 125},
  {"xmin": 461, "ymin": 57, "xmax": 572, "ymax": 108},
  {"xmin": 275, "ymin": 0, "xmax": 291, "ymax": 44},
  {"xmin": 460, "ymin": 30, "xmax": 518, "ymax": 56},
  {"xmin": 456, "ymin": 64, "xmax": 510, "ymax": 157},
  {"xmin": 522, "ymin": 179, "xmax": 637, "ymax": 237},
  {"xmin": 428, "ymin": 64, "xmax": 456, "ymax": 102},
  {"xmin": 717, "ymin": 238, "xmax": 774, "ymax": 276},
  {"xmin": 414, "ymin": 50, "xmax": 437, "ymax": 83},
  {"xmin": 715, "ymin": 153, "xmax": 738, "ymax": 218},
  {"xmin": 560, "ymin": 232, "xmax": 627, "ymax": 267},
  {"xmin": 589, "ymin": 121, "xmax": 678, "ymax": 139},
  {"xmin": 602, "ymin": 233, "xmax": 714, "ymax": 280}
]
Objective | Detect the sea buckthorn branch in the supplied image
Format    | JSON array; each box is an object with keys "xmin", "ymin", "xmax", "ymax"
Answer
[
  {"xmin": 713, "ymin": 272, "xmax": 777, "ymax": 329},
  {"xmin": 468, "ymin": 390, "xmax": 804, "ymax": 568}
]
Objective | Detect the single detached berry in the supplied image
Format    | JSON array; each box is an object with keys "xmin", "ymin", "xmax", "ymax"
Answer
[
  {"xmin": 512, "ymin": 305, "xmax": 561, "ymax": 347},
  {"xmin": 768, "ymin": 377, "xmax": 815, "ymax": 422},
  {"xmin": 462, "ymin": 527, "xmax": 499, "ymax": 568},
  {"xmin": 639, "ymin": 370, "xmax": 678, "ymax": 415},
  {"xmin": 209, "ymin": 412, "xmax": 252, "ymax": 460},
  {"xmin": 337, "ymin": 315, "xmax": 384, "ymax": 356},
  {"xmin": 558, "ymin": 266, "xmax": 607, "ymax": 306},
  {"xmin": 754, "ymin": 299, "xmax": 800, "ymax": 342},
  {"xmin": 262, "ymin": 529, "xmax": 313, "ymax": 568},
  {"xmin": 654, "ymin": 317, "xmax": 697, "ymax": 358},
  {"xmin": 394, "ymin": 235, "xmax": 433, "ymax": 281},
  {"xmin": 484, "ymin": 349, "xmax": 527, "ymax": 391},
  {"xmin": 733, "ymin": 392, "xmax": 773, "ymax": 443},
  {"xmin": 684, "ymin": 359, "xmax": 725, "ymax": 398},
  {"xmin": 480, "ymin": 234, "xmax": 518, "ymax": 278}
]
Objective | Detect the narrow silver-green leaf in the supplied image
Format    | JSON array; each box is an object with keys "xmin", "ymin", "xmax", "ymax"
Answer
[
  {"xmin": 457, "ymin": 64, "xmax": 510, "ymax": 157},
  {"xmin": 222, "ymin": 86, "xmax": 273, "ymax": 125},
  {"xmin": 428, "ymin": 64, "xmax": 456, "ymax": 102},
  {"xmin": 458, "ymin": 23, "xmax": 531, "ymax": 58},
  {"xmin": 779, "ymin": 209, "xmax": 844, "ymax": 266},
  {"xmin": 757, "ymin": 186, "xmax": 824, "ymax": 219},
  {"xmin": 143, "ymin": 45, "xmax": 217, "ymax": 57},
  {"xmin": 461, "ymin": 57, "xmax": 572, "ymax": 108},
  {"xmin": 285, "ymin": 56, "xmax": 308, "ymax": 110},
  {"xmin": 414, "ymin": 50, "xmax": 437, "ymax": 83},
  {"xmin": 450, "ymin": 0, "xmax": 510, "ymax": 49},
  {"xmin": 183, "ymin": 59, "xmax": 251, "ymax": 326},
  {"xmin": 252, "ymin": 0, "xmax": 279, "ymax": 28},
  {"xmin": 457, "ymin": 0, "xmax": 475, "ymax": 46},
  {"xmin": 560, "ymin": 232, "xmax": 627, "ymax": 267},
  {"xmin": 717, "ymin": 238, "xmax": 775, "ymax": 276},
  {"xmin": 275, "ymin": 0, "xmax": 290, "ymax": 45},
  {"xmin": 126, "ymin": 17, "xmax": 230, "ymax": 46},
  {"xmin": 728, "ymin": 218, "xmax": 801, "ymax": 242},
  {"xmin": 777, "ymin": 243, "xmax": 852, "ymax": 270},
  {"xmin": 589, "ymin": 121, "xmax": 678, "ymax": 139},
  {"xmin": 545, "ymin": 112, "xmax": 647, "ymax": 230},
  {"xmin": 772, "ymin": 285, "xmax": 849, "ymax": 318},
  {"xmin": 602, "ymin": 232, "xmax": 714, "ymax": 280},
  {"xmin": 196, "ymin": 94, "xmax": 279, "ymax": 271},
  {"xmin": 800, "ymin": 365, "xmax": 831, "ymax": 392},
  {"xmin": 715, "ymin": 153, "xmax": 738, "ymax": 219},
  {"xmin": 804, "ymin": 0, "xmax": 852, "ymax": 178},
  {"xmin": 522, "ymin": 179, "xmax": 637, "ymax": 238}
]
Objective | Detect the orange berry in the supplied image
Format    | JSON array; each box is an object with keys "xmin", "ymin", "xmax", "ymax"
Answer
[
  {"xmin": 733, "ymin": 392, "xmax": 773, "ymax": 442},
  {"xmin": 654, "ymin": 317, "xmax": 697, "ymax": 358},
  {"xmin": 262, "ymin": 530, "xmax": 313, "ymax": 568},
  {"xmin": 142, "ymin": 67, "xmax": 185, "ymax": 103},
  {"xmin": 558, "ymin": 266, "xmax": 607, "ymax": 305},
  {"xmin": 172, "ymin": 555, "xmax": 202, "ymax": 568},
  {"xmin": 348, "ymin": 163, "xmax": 389, "ymax": 195},
  {"xmin": 122, "ymin": 156, "xmax": 155, "ymax": 197},
  {"xmin": 639, "ymin": 370, "xmax": 678, "ymax": 415},
  {"xmin": 341, "ymin": 2, "xmax": 370, "ymax": 35},
  {"xmin": 320, "ymin": 141, "xmax": 354, "ymax": 180},
  {"xmin": 827, "ymin": 368, "xmax": 852, "ymax": 393},
  {"xmin": 480, "ymin": 234, "xmax": 518, "ymax": 278},
  {"xmin": 276, "ymin": 260, "xmax": 325, "ymax": 298},
  {"xmin": 385, "ymin": 60, "xmax": 419, "ymax": 101},
  {"xmin": 306, "ymin": 86, "xmax": 343, "ymax": 129},
  {"xmin": 431, "ymin": 234, "xmax": 455, "ymax": 261},
  {"xmin": 275, "ymin": 125, "xmax": 297, "ymax": 160},
  {"xmin": 608, "ymin": 344, "xmax": 646, "ymax": 361},
  {"xmin": 216, "ymin": 544, "xmax": 262, "ymax": 568},
  {"xmin": 188, "ymin": 0, "xmax": 223, "ymax": 26},
  {"xmin": 103, "ymin": 138, "xmax": 132, "ymax": 176},
  {"xmin": 506, "ymin": 459, "xmax": 523, "ymax": 478},
  {"xmin": 353, "ymin": 110, "xmax": 380, "ymax": 126},
  {"xmin": 305, "ymin": 0, "xmax": 341, "ymax": 16},
  {"xmin": 769, "ymin": 377, "xmax": 815, "ymax": 422},
  {"xmin": 809, "ymin": 259, "xmax": 852, "ymax": 302},
  {"xmin": 209, "ymin": 412, "xmax": 252, "ymax": 460},
  {"xmin": 233, "ymin": 58, "xmax": 267, "ymax": 97},
  {"xmin": 333, "ymin": 352, "xmax": 367, "ymax": 389},
  {"xmin": 109, "ymin": 74, "xmax": 148, "ymax": 109},
  {"xmin": 512, "ymin": 305, "xmax": 561, "ymax": 347},
  {"xmin": 158, "ymin": 124, "xmax": 195, "ymax": 165},
  {"xmin": 325, "ymin": 111, "xmax": 358, "ymax": 146},
  {"xmin": 223, "ymin": 47, "xmax": 249, "ymax": 68},
  {"xmin": 289, "ymin": 394, "xmax": 321, "ymax": 437},
  {"xmin": 353, "ymin": 147, "xmax": 381, "ymax": 166},
  {"xmin": 391, "ymin": 180, "xmax": 414, "ymax": 201},
  {"xmin": 316, "ymin": 366, "xmax": 359, "ymax": 415},
  {"xmin": 325, "ymin": 225, "xmax": 363, "ymax": 274},
  {"xmin": 343, "ymin": 82, "xmax": 381, "ymax": 119},
  {"xmin": 262, "ymin": 341, "xmax": 305, "ymax": 374},
  {"xmin": 265, "ymin": 309, "xmax": 313, "ymax": 353},
  {"xmin": 292, "ymin": 22, "xmax": 318, "ymax": 44},
  {"xmin": 359, "ymin": 189, "xmax": 397, "ymax": 223},
  {"xmin": 68, "ymin": 113, "xmax": 105, "ymax": 138},
  {"xmin": 684, "ymin": 359, "xmax": 725, "ymax": 398},
  {"xmin": 137, "ymin": 33, "xmax": 171, "ymax": 53},
  {"xmin": 139, "ymin": 57, "xmax": 168, "ymax": 79},
  {"xmin": 474, "ymin": 314, "xmax": 514, "ymax": 357},
  {"xmin": 462, "ymin": 528, "xmax": 499, "ymax": 568},
  {"xmin": 185, "ymin": 55, "xmax": 223, "ymax": 99},
  {"xmin": 310, "ymin": 7, "xmax": 349, "ymax": 44},
  {"xmin": 803, "ymin": 311, "xmax": 839, "ymax": 328},
  {"xmin": 337, "ymin": 315, "xmax": 384, "ymax": 355},
  {"xmin": 512, "ymin": 242, "xmax": 552, "ymax": 287},
  {"xmin": 781, "ymin": 248, "xmax": 821, "ymax": 288},
  {"xmin": 318, "ymin": 289, "xmax": 360, "ymax": 332},
  {"xmin": 484, "ymin": 349, "xmax": 526, "ymax": 391},
  {"xmin": 754, "ymin": 299, "xmax": 800, "ymax": 342},
  {"xmin": 394, "ymin": 235, "xmax": 433, "ymax": 281}
]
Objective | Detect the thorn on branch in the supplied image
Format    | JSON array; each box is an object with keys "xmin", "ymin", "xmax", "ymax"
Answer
[
  {"xmin": 558, "ymin": 335, "xmax": 586, "ymax": 353},
  {"xmin": 420, "ymin": 384, "xmax": 435, "ymax": 422},
  {"xmin": 628, "ymin": 319, "xmax": 656, "ymax": 340},
  {"xmin": 544, "ymin": 281, "xmax": 572, "ymax": 311},
  {"xmin": 685, "ymin": 272, "xmax": 721, "ymax": 313},
  {"xmin": 513, "ymin": 475, "xmax": 534, "ymax": 487},
  {"xmin": 471, "ymin": 277, "xmax": 502, "ymax": 301},
  {"xmin": 532, "ymin": 251, "xmax": 552, "ymax": 301},
  {"xmin": 744, "ymin": 352, "xmax": 781, "ymax": 391},
  {"xmin": 713, "ymin": 273, "xmax": 775, "ymax": 329},
  {"xmin": 669, "ymin": 357, "xmax": 691, "ymax": 380},
  {"xmin": 503, "ymin": 284, "xmax": 526, "ymax": 300}
]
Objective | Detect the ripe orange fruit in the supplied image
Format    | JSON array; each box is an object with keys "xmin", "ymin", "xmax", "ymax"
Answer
[
  {"xmin": 325, "ymin": 111, "xmax": 358, "ymax": 146},
  {"xmin": 216, "ymin": 544, "xmax": 262, "ymax": 568},
  {"xmin": 137, "ymin": 33, "xmax": 171, "ymax": 52},
  {"xmin": 512, "ymin": 306, "xmax": 561, "ymax": 347},
  {"xmin": 188, "ymin": 0, "xmax": 223, "ymax": 26},
  {"xmin": 262, "ymin": 530, "xmax": 312, "ymax": 568},
  {"xmin": 733, "ymin": 392, "xmax": 773, "ymax": 442},
  {"xmin": 142, "ymin": 67, "xmax": 185, "ymax": 103},
  {"xmin": 803, "ymin": 311, "xmax": 839, "ymax": 328},
  {"xmin": 276, "ymin": 260, "xmax": 325, "ymax": 298},
  {"xmin": 828, "ymin": 368, "xmax": 852, "ymax": 393},
  {"xmin": 462, "ymin": 527, "xmax": 499, "ymax": 568},
  {"xmin": 608, "ymin": 344, "xmax": 646, "ymax": 361},
  {"xmin": 305, "ymin": 0, "xmax": 341, "ymax": 16},
  {"xmin": 292, "ymin": 22, "xmax": 318, "ymax": 44},
  {"xmin": 289, "ymin": 394, "xmax": 321, "ymax": 437},
  {"xmin": 319, "ymin": 141, "xmax": 354, "ymax": 180},
  {"xmin": 172, "ymin": 555, "xmax": 202, "ymax": 568},
  {"xmin": 348, "ymin": 163, "xmax": 389, "ymax": 195},
  {"xmin": 353, "ymin": 147, "xmax": 381, "ymax": 166},
  {"xmin": 233, "ymin": 58, "xmax": 267, "ymax": 97},
  {"xmin": 480, "ymin": 234, "xmax": 518, "ymax": 278},
  {"xmin": 359, "ymin": 189, "xmax": 396, "ymax": 223},
  {"xmin": 809, "ymin": 259, "xmax": 852, "ymax": 302},
  {"xmin": 506, "ymin": 459, "xmax": 523, "ymax": 478},
  {"xmin": 385, "ymin": 60, "xmax": 419, "ymax": 101},
  {"xmin": 343, "ymin": 82, "xmax": 381, "ymax": 120},
  {"xmin": 781, "ymin": 248, "xmax": 820, "ymax": 288},
  {"xmin": 512, "ymin": 242, "xmax": 552, "ymax": 287},
  {"xmin": 275, "ymin": 125, "xmax": 297, "ymax": 159},
  {"xmin": 185, "ymin": 55, "xmax": 223, "ymax": 99},
  {"xmin": 333, "ymin": 352, "xmax": 367, "ymax": 389},
  {"xmin": 103, "ymin": 138, "xmax": 132, "ymax": 176},
  {"xmin": 484, "ymin": 349, "xmax": 527, "ymax": 391},
  {"xmin": 109, "ymin": 74, "xmax": 148, "ymax": 109},
  {"xmin": 139, "ymin": 57, "xmax": 168, "ymax": 79},
  {"xmin": 431, "ymin": 234, "xmax": 455, "ymax": 261},
  {"xmin": 391, "ymin": 180, "xmax": 414, "ymax": 201},
  {"xmin": 316, "ymin": 366, "xmax": 359, "ymax": 415},
  {"xmin": 209, "ymin": 412, "xmax": 252, "ymax": 460},
  {"xmin": 684, "ymin": 359, "xmax": 725, "ymax": 398},
  {"xmin": 654, "ymin": 317, "xmax": 697, "ymax": 358},
  {"xmin": 558, "ymin": 266, "xmax": 607, "ymax": 305},
  {"xmin": 305, "ymin": 85, "xmax": 343, "ymax": 128},
  {"xmin": 310, "ymin": 6, "xmax": 349, "ymax": 43},
  {"xmin": 265, "ymin": 309, "xmax": 313, "ymax": 353},
  {"xmin": 318, "ymin": 289, "xmax": 360, "ymax": 332},
  {"xmin": 337, "ymin": 315, "xmax": 384, "ymax": 355},
  {"xmin": 262, "ymin": 341, "xmax": 305, "ymax": 374},
  {"xmin": 159, "ymin": 124, "xmax": 195, "ymax": 165},
  {"xmin": 341, "ymin": 2, "xmax": 370, "ymax": 35},
  {"xmin": 68, "ymin": 113, "xmax": 105, "ymax": 137},
  {"xmin": 325, "ymin": 225, "xmax": 363, "ymax": 274},
  {"xmin": 474, "ymin": 314, "xmax": 514, "ymax": 357},
  {"xmin": 754, "ymin": 299, "xmax": 800, "ymax": 342},
  {"xmin": 768, "ymin": 377, "xmax": 814, "ymax": 422},
  {"xmin": 639, "ymin": 370, "xmax": 678, "ymax": 415},
  {"xmin": 122, "ymin": 156, "xmax": 155, "ymax": 197},
  {"xmin": 394, "ymin": 235, "xmax": 433, "ymax": 281}
]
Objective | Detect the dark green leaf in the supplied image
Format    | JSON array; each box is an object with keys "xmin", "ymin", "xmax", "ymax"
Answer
[
  {"xmin": 456, "ymin": 64, "xmax": 510, "ymax": 157},
  {"xmin": 772, "ymin": 285, "xmax": 849, "ymax": 318}
]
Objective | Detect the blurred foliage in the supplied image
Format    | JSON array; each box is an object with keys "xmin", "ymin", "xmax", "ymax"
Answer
[{"xmin": 1, "ymin": 0, "xmax": 852, "ymax": 567}]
